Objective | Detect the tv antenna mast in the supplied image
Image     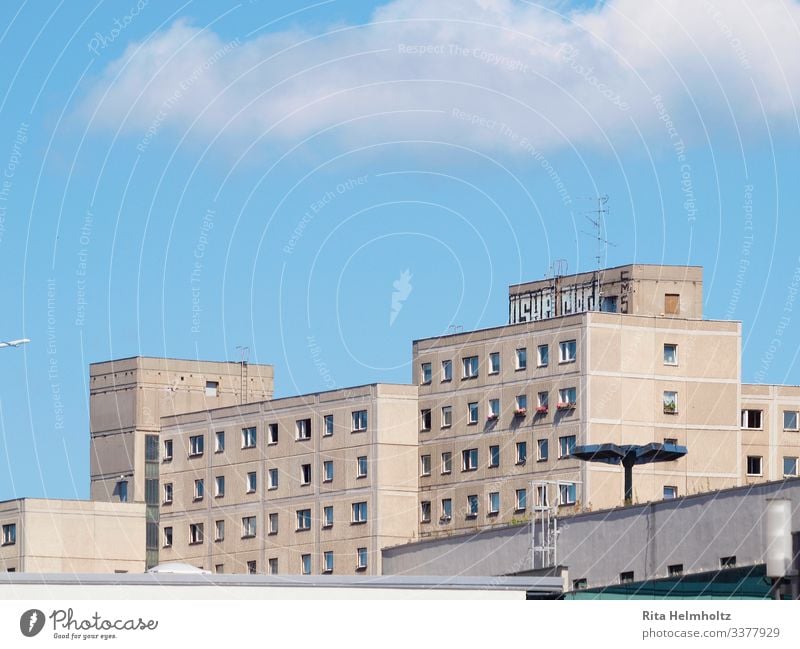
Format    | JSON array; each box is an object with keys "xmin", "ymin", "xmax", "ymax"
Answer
[
  {"xmin": 236, "ymin": 345, "xmax": 250, "ymax": 404},
  {"xmin": 582, "ymin": 194, "xmax": 615, "ymax": 271}
]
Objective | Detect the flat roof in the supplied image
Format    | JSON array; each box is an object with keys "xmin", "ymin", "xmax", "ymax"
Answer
[
  {"xmin": 508, "ymin": 263, "xmax": 703, "ymax": 290},
  {"xmin": 89, "ymin": 356, "xmax": 273, "ymax": 368}
]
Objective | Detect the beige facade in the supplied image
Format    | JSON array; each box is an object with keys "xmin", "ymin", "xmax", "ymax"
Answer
[
  {"xmin": 89, "ymin": 356, "xmax": 274, "ymax": 567},
  {"xmin": 412, "ymin": 309, "xmax": 742, "ymax": 537},
  {"xmin": 0, "ymin": 499, "xmax": 145, "ymax": 573},
  {"xmin": 158, "ymin": 384, "xmax": 419, "ymax": 576}
]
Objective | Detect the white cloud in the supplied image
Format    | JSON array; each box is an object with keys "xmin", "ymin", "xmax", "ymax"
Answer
[{"xmin": 81, "ymin": 0, "xmax": 800, "ymax": 154}]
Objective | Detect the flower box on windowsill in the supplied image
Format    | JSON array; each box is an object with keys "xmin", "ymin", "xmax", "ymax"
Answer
[
  {"xmin": 663, "ymin": 405, "xmax": 678, "ymax": 415},
  {"xmin": 487, "ymin": 413, "xmax": 499, "ymax": 421},
  {"xmin": 514, "ymin": 408, "xmax": 527, "ymax": 417},
  {"xmin": 557, "ymin": 402, "xmax": 576, "ymax": 411},
  {"xmin": 535, "ymin": 406, "xmax": 549, "ymax": 415}
]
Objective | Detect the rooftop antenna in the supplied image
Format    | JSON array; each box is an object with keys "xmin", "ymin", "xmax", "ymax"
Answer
[
  {"xmin": 581, "ymin": 194, "xmax": 615, "ymax": 271},
  {"xmin": 236, "ymin": 346, "xmax": 249, "ymax": 404}
]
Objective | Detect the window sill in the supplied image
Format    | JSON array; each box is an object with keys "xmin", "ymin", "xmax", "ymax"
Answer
[
  {"xmin": 746, "ymin": 474, "xmax": 763, "ymax": 477},
  {"xmin": 268, "ymin": 487, "xmax": 278, "ymax": 491},
  {"xmin": 465, "ymin": 514, "xmax": 478, "ymax": 519},
  {"xmin": 487, "ymin": 511, "xmax": 499, "ymax": 517},
  {"xmin": 188, "ymin": 541, "xmax": 204, "ymax": 546},
  {"xmin": 300, "ymin": 483, "xmax": 311, "ymax": 487},
  {"xmin": 188, "ymin": 453, "xmax": 203, "ymax": 458},
  {"xmin": 322, "ymin": 433, "xmax": 333, "ymax": 438},
  {"xmin": 515, "ymin": 367, "xmax": 527, "ymax": 372},
  {"xmin": 488, "ymin": 371, "xmax": 499, "ymax": 376},
  {"xmin": 461, "ymin": 468, "xmax": 477, "ymax": 472},
  {"xmin": 355, "ymin": 566, "xmax": 367, "ymax": 572},
  {"xmin": 246, "ymin": 490, "xmax": 256, "ymax": 494},
  {"xmin": 741, "ymin": 427, "xmax": 763, "ymax": 431},
  {"xmin": 537, "ymin": 458, "xmax": 548, "ymax": 463},
  {"xmin": 295, "ymin": 438, "xmax": 311, "ymax": 443},
  {"xmin": 351, "ymin": 520, "xmax": 367, "ymax": 525},
  {"xmin": 241, "ymin": 534, "xmax": 256, "ymax": 540},
  {"xmin": 441, "ymin": 471, "xmax": 451, "ymax": 476},
  {"xmin": 559, "ymin": 359, "xmax": 576, "ymax": 365},
  {"xmin": 461, "ymin": 375, "xmax": 478, "ymax": 381},
  {"xmin": 488, "ymin": 464, "xmax": 499, "ymax": 469},
  {"xmin": 162, "ymin": 501, "xmax": 172, "ymax": 506},
  {"xmin": 514, "ymin": 508, "xmax": 526, "ymax": 514},
  {"xmin": 467, "ymin": 421, "xmax": 478, "ymax": 426},
  {"xmin": 440, "ymin": 424, "xmax": 452, "ymax": 429},
  {"xmin": 515, "ymin": 461, "xmax": 527, "ymax": 466},
  {"xmin": 420, "ymin": 428, "xmax": 431, "ymax": 433},
  {"xmin": 162, "ymin": 458, "xmax": 173, "ymax": 463},
  {"xmin": 268, "ymin": 531, "xmax": 278, "ymax": 536},
  {"xmin": 663, "ymin": 411, "xmax": 679, "ymax": 416},
  {"xmin": 1, "ymin": 542, "xmax": 15, "ymax": 547},
  {"xmin": 162, "ymin": 545, "xmax": 172, "ymax": 549},
  {"xmin": 420, "ymin": 381, "xmax": 431, "ymax": 386},
  {"xmin": 420, "ymin": 518, "xmax": 431, "ymax": 524},
  {"xmin": 536, "ymin": 364, "xmax": 548, "ymax": 369},
  {"xmin": 351, "ymin": 428, "xmax": 367, "ymax": 433},
  {"xmin": 440, "ymin": 379, "xmax": 452, "ymax": 384},
  {"xmin": 215, "ymin": 494, "xmax": 225, "ymax": 499},
  {"xmin": 192, "ymin": 497, "xmax": 204, "ymax": 502},
  {"xmin": 295, "ymin": 527, "xmax": 311, "ymax": 532}
]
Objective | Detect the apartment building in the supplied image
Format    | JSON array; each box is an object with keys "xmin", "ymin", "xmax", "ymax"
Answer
[
  {"xmin": 413, "ymin": 264, "xmax": 745, "ymax": 537},
  {"xmin": 158, "ymin": 383, "xmax": 419, "ymax": 576},
  {"xmin": 0, "ymin": 499, "xmax": 145, "ymax": 573},
  {"xmin": 89, "ymin": 356, "xmax": 274, "ymax": 567}
]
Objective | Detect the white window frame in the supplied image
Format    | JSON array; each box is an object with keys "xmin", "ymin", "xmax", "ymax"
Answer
[
  {"xmin": 537, "ymin": 438, "xmax": 549, "ymax": 461},
  {"xmin": 784, "ymin": 410, "xmax": 799, "ymax": 431},
  {"xmin": 663, "ymin": 343, "xmax": 678, "ymax": 366},
  {"xmin": 515, "ymin": 488, "xmax": 527, "ymax": 512},
  {"xmin": 515, "ymin": 394, "xmax": 527, "ymax": 414},
  {"xmin": 559, "ymin": 435, "xmax": 576, "ymax": 458},
  {"xmin": 357, "ymin": 456, "xmax": 368, "ymax": 478},
  {"xmin": 356, "ymin": 547, "xmax": 368, "ymax": 570},
  {"xmin": 462, "ymin": 355, "xmax": 479, "ymax": 379},
  {"xmin": 488, "ymin": 398, "xmax": 500, "ymax": 420},
  {"xmin": 163, "ymin": 482, "xmax": 173, "ymax": 504},
  {"xmin": 488, "ymin": 444, "xmax": 500, "ymax": 468},
  {"xmin": 462, "ymin": 448, "xmax": 478, "ymax": 471},
  {"xmin": 322, "ymin": 505, "xmax": 334, "ymax": 528},
  {"xmin": 189, "ymin": 434, "xmax": 204, "ymax": 457},
  {"xmin": 301, "ymin": 554, "xmax": 312, "ymax": 575},
  {"xmin": 268, "ymin": 558, "xmax": 278, "ymax": 575},
  {"xmin": 663, "ymin": 485, "xmax": 678, "ymax": 500},
  {"xmin": 421, "ymin": 362, "xmax": 432, "ymax": 384},
  {"xmin": 559, "ymin": 339, "xmax": 577, "ymax": 363},
  {"xmin": 241, "ymin": 516, "xmax": 257, "ymax": 539},
  {"xmin": 559, "ymin": 482, "xmax": 577, "ymax": 505},
  {"xmin": 163, "ymin": 439, "xmax": 173, "ymax": 462},
  {"xmin": 537, "ymin": 344, "xmax": 549, "ymax": 367},
  {"xmin": 215, "ymin": 475, "xmax": 225, "ymax": 498},
  {"xmin": 741, "ymin": 409, "xmax": 763, "ymax": 429},
  {"xmin": 441, "ymin": 498, "xmax": 453, "ymax": 521},
  {"xmin": 246, "ymin": 471, "xmax": 257, "ymax": 493},
  {"xmin": 784, "ymin": 456, "xmax": 799, "ymax": 477},
  {"xmin": 489, "ymin": 352, "xmax": 501, "ymax": 374},
  {"xmin": 420, "ymin": 454, "xmax": 431, "ymax": 476},
  {"xmin": 296, "ymin": 509, "xmax": 312, "ymax": 531},
  {"xmin": 352, "ymin": 410, "xmax": 368, "ymax": 432},
  {"xmin": 515, "ymin": 347, "xmax": 527, "ymax": 370},
  {"xmin": 205, "ymin": 380, "xmax": 219, "ymax": 397},
  {"xmin": 323, "ymin": 414, "xmax": 334, "ymax": 437},
  {"xmin": 663, "ymin": 391, "xmax": 678, "ymax": 415},
  {"xmin": 441, "ymin": 359, "xmax": 453, "ymax": 382},
  {"xmin": 215, "ymin": 431, "xmax": 225, "ymax": 453},
  {"xmin": 241, "ymin": 426, "xmax": 257, "ymax": 449},
  {"xmin": 300, "ymin": 463, "xmax": 312, "ymax": 486},
  {"xmin": 295, "ymin": 419, "xmax": 312, "ymax": 441},
  {"xmin": 323, "ymin": 551, "xmax": 334, "ymax": 574},
  {"xmin": 420, "ymin": 500, "xmax": 432, "ymax": 523},
  {"xmin": 467, "ymin": 494, "xmax": 479, "ymax": 517},
  {"xmin": 441, "ymin": 451, "xmax": 452, "ymax": 475},
  {"xmin": 163, "ymin": 526, "xmax": 173, "ymax": 548},
  {"xmin": 323, "ymin": 460, "xmax": 334, "ymax": 483},
  {"xmin": 468, "ymin": 402, "xmax": 479, "ymax": 424},
  {"xmin": 193, "ymin": 478, "xmax": 204, "ymax": 501},
  {"xmin": 268, "ymin": 423, "xmax": 278, "ymax": 444},
  {"xmin": 420, "ymin": 409, "xmax": 432, "ymax": 431},
  {"xmin": 516, "ymin": 441, "xmax": 527, "ymax": 465},
  {"xmin": 488, "ymin": 491, "xmax": 500, "ymax": 515},
  {"xmin": 1, "ymin": 523, "xmax": 16, "ymax": 546},
  {"xmin": 268, "ymin": 468, "xmax": 278, "ymax": 490},
  {"xmin": 215, "ymin": 519, "xmax": 225, "ymax": 542},
  {"xmin": 441, "ymin": 405, "xmax": 452, "ymax": 428},
  {"xmin": 351, "ymin": 501, "xmax": 368, "ymax": 524},
  {"xmin": 268, "ymin": 512, "xmax": 278, "ymax": 535},
  {"xmin": 558, "ymin": 387, "xmax": 577, "ymax": 408},
  {"xmin": 189, "ymin": 523, "xmax": 204, "ymax": 545}
]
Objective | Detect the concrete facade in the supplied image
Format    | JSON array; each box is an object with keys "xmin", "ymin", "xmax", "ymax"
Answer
[
  {"xmin": 0, "ymin": 499, "xmax": 145, "ymax": 573},
  {"xmin": 382, "ymin": 477, "xmax": 800, "ymax": 590},
  {"xmin": 158, "ymin": 384, "xmax": 419, "ymax": 576}
]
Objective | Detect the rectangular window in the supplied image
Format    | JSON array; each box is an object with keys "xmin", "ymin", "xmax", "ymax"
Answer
[
  {"xmin": 663, "ymin": 391, "xmax": 678, "ymax": 415},
  {"xmin": 441, "ymin": 359, "xmax": 452, "ymax": 382},
  {"xmin": 215, "ymin": 431, "xmax": 225, "ymax": 453},
  {"xmin": 194, "ymin": 479, "xmax": 204, "ymax": 501},
  {"xmin": 668, "ymin": 564, "xmax": 683, "ymax": 577},
  {"xmin": 664, "ymin": 437, "xmax": 678, "ymax": 446},
  {"xmin": 205, "ymin": 380, "xmax": 218, "ymax": 397},
  {"xmin": 323, "ymin": 551, "xmax": 334, "ymax": 574},
  {"xmin": 784, "ymin": 411, "xmax": 799, "ymax": 431},
  {"xmin": 516, "ymin": 441, "xmax": 527, "ymax": 465},
  {"xmin": 663, "ymin": 485, "xmax": 678, "ymax": 500},
  {"xmin": 468, "ymin": 402, "xmax": 479, "ymax": 424},
  {"xmin": 559, "ymin": 435, "xmax": 576, "ymax": 458},
  {"xmin": 163, "ymin": 439, "xmax": 173, "ymax": 461},
  {"xmin": 783, "ymin": 456, "xmax": 798, "ymax": 477},
  {"xmin": 537, "ymin": 391, "xmax": 549, "ymax": 411},
  {"xmin": 246, "ymin": 471, "xmax": 257, "ymax": 493},
  {"xmin": 420, "ymin": 500, "xmax": 432, "ymax": 523},
  {"xmin": 720, "ymin": 556, "xmax": 737, "ymax": 569},
  {"xmin": 515, "ymin": 394, "xmax": 527, "ymax": 414},
  {"xmin": 573, "ymin": 578, "xmax": 588, "ymax": 590},
  {"xmin": 323, "ymin": 460, "xmax": 334, "ymax": 482},
  {"xmin": 301, "ymin": 554, "xmax": 311, "ymax": 576},
  {"xmin": 489, "ymin": 445, "xmax": 500, "ymax": 468},
  {"xmin": 301, "ymin": 463, "xmax": 312, "ymax": 486},
  {"xmin": 215, "ymin": 475, "xmax": 225, "ymax": 498},
  {"xmin": 323, "ymin": 414, "xmax": 334, "ymax": 437},
  {"xmin": 741, "ymin": 410, "xmax": 763, "ymax": 429},
  {"xmin": 189, "ymin": 523, "xmax": 204, "ymax": 545},
  {"xmin": 215, "ymin": 564, "xmax": 224, "ymax": 574},
  {"xmin": 489, "ymin": 351, "xmax": 500, "ymax": 374},
  {"xmin": 296, "ymin": 509, "xmax": 311, "ymax": 530},
  {"xmin": 441, "ymin": 498, "xmax": 453, "ymax": 521},
  {"xmin": 163, "ymin": 482, "xmax": 173, "ymax": 504},
  {"xmin": 559, "ymin": 340, "xmax": 577, "ymax": 363},
  {"xmin": 558, "ymin": 387, "xmax": 577, "ymax": 408},
  {"xmin": 352, "ymin": 410, "xmax": 368, "ymax": 432},
  {"xmin": 215, "ymin": 519, "xmax": 225, "ymax": 542},
  {"xmin": 241, "ymin": 426, "xmax": 257, "ymax": 449},
  {"xmin": 559, "ymin": 483, "xmax": 577, "ymax": 505},
  {"xmin": 268, "ymin": 558, "xmax": 278, "ymax": 575},
  {"xmin": 116, "ymin": 480, "xmax": 128, "ymax": 503},
  {"xmin": 462, "ymin": 355, "xmax": 479, "ymax": 378},
  {"xmin": 663, "ymin": 343, "xmax": 678, "ymax": 365},
  {"xmin": 537, "ymin": 439, "xmax": 549, "ymax": 461},
  {"xmin": 664, "ymin": 293, "xmax": 680, "ymax": 315},
  {"xmin": 357, "ymin": 456, "xmax": 368, "ymax": 478},
  {"xmin": 441, "ymin": 451, "xmax": 452, "ymax": 474},
  {"xmin": 163, "ymin": 526, "xmax": 173, "ymax": 548},
  {"xmin": 268, "ymin": 423, "xmax": 278, "ymax": 444},
  {"xmin": 189, "ymin": 434, "xmax": 204, "ymax": 456},
  {"xmin": 462, "ymin": 448, "xmax": 478, "ymax": 471},
  {"xmin": 356, "ymin": 547, "xmax": 368, "ymax": 570},
  {"xmin": 1, "ymin": 523, "xmax": 16, "ymax": 546},
  {"xmin": 515, "ymin": 347, "xmax": 527, "ymax": 370},
  {"xmin": 488, "ymin": 398, "xmax": 500, "ymax": 419},
  {"xmin": 600, "ymin": 295, "xmax": 618, "ymax": 312},
  {"xmin": 322, "ymin": 505, "xmax": 334, "ymax": 528},
  {"xmin": 441, "ymin": 405, "xmax": 452, "ymax": 428},
  {"xmin": 247, "ymin": 560, "xmax": 257, "ymax": 575},
  {"xmin": 467, "ymin": 494, "xmax": 479, "ymax": 517},
  {"xmin": 242, "ymin": 516, "xmax": 257, "ymax": 538},
  {"xmin": 421, "ymin": 362, "xmax": 432, "ymax": 384},
  {"xmin": 420, "ymin": 409, "xmax": 432, "ymax": 431},
  {"xmin": 488, "ymin": 491, "xmax": 500, "ymax": 515},
  {"xmin": 295, "ymin": 419, "xmax": 311, "ymax": 440},
  {"xmin": 352, "ymin": 501, "xmax": 368, "ymax": 524},
  {"xmin": 537, "ymin": 344, "xmax": 549, "ymax": 367},
  {"xmin": 536, "ymin": 485, "xmax": 549, "ymax": 507},
  {"xmin": 620, "ymin": 571, "xmax": 635, "ymax": 584},
  {"xmin": 420, "ymin": 454, "xmax": 431, "ymax": 476},
  {"xmin": 268, "ymin": 512, "xmax": 278, "ymax": 535},
  {"xmin": 268, "ymin": 468, "xmax": 278, "ymax": 490},
  {"xmin": 515, "ymin": 488, "xmax": 527, "ymax": 512}
]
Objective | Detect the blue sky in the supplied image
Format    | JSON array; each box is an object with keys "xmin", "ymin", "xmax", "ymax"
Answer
[{"xmin": 0, "ymin": 0, "xmax": 799, "ymax": 499}]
